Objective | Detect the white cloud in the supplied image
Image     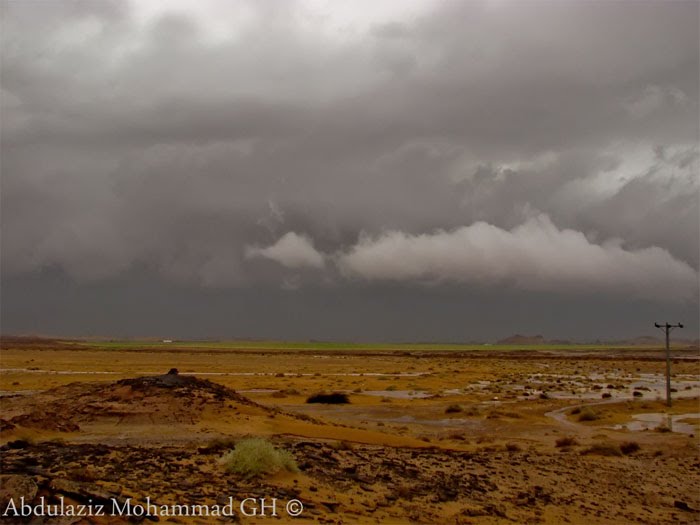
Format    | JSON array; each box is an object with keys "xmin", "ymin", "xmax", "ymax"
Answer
[
  {"xmin": 336, "ymin": 215, "xmax": 697, "ymax": 301},
  {"xmin": 246, "ymin": 232, "xmax": 325, "ymax": 269}
]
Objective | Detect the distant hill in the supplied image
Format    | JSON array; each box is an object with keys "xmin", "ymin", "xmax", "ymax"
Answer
[
  {"xmin": 493, "ymin": 334, "xmax": 700, "ymax": 347},
  {"xmin": 0, "ymin": 335, "xmax": 80, "ymax": 350},
  {"xmin": 497, "ymin": 334, "xmax": 547, "ymax": 345},
  {"xmin": 619, "ymin": 336, "xmax": 662, "ymax": 345}
]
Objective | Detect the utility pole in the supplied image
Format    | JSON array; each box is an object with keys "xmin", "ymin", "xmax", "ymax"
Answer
[{"xmin": 654, "ymin": 322, "xmax": 683, "ymax": 407}]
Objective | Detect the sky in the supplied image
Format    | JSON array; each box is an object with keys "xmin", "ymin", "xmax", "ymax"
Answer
[{"xmin": 1, "ymin": 0, "xmax": 698, "ymax": 342}]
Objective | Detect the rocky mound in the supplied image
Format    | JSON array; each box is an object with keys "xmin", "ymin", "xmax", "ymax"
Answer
[{"xmin": 9, "ymin": 370, "xmax": 265, "ymax": 432}]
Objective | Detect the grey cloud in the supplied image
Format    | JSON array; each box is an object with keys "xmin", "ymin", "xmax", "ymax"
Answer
[{"xmin": 1, "ymin": 0, "xmax": 698, "ymax": 338}]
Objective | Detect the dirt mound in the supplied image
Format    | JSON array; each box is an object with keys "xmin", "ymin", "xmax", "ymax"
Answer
[{"xmin": 9, "ymin": 371, "xmax": 264, "ymax": 431}]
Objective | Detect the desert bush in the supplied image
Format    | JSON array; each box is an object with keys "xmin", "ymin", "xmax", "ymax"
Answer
[
  {"xmin": 201, "ymin": 437, "xmax": 239, "ymax": 454},
  {"xmin": 577, "ymin": 407, "xmax": 601, "ymax": 422},
  {"xmin": 505, "ymin": 442, "xmax": 521, "ymax": 452},
  {"xmin": 581, "ymin": 443, "xmax": 623, "ymax": 457},
  {"xmin": 555, "ymin": 436, "xmax": 579, "ymax": 448},
  {"xmin": 463, "ymin": 405, "xmax": 481, "ymax": 417},
  {"xmin": 220, "ymin": 438, "xmax": 298, "ymax": 478},
  {"xmin": 619, "ymin": 441, "xmax": 640, "ymax": 455},
  {"xmin": 331, "ymin": 440, "xmax": 354, "ymax": 451},
  {"xmin": 499, "ymin": 411, "xmax": 523, "ymax": 419},
  {"xmin": 445, "ymin": 404, "xmax": 463, "ymax": 414},
  {"xmin": 281, "ymin": 388, "xmax": 300, "ymax": 395},
  {"xmin": 570, "ymin": 407, "xmax": 581, "ymax": 415},
  {"xmin": 306, "ymin": 392, "xmax": 350, "ymax": 404}
]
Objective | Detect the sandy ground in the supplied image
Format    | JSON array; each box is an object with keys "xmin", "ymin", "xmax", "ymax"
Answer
[{"xmin": 1, "ymin": 342, "xmax": 698, "ymax": 524}]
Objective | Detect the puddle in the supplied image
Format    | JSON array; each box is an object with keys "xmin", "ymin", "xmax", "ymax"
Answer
[
  {"xmin": 361, "ymin": 390, "xmax": 432, "ymax": 399},
  {"xmin": 370, "ymin": 415, "xmax": 482, "ymax": 428},
  {"xmin": 612, "ymin": 413, "xmax": 699, "ymax": 435}
]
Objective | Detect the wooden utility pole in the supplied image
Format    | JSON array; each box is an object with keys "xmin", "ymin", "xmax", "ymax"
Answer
[{"xmin": 654, "ymin": 322, "xmax": 683, "ymax": 407}]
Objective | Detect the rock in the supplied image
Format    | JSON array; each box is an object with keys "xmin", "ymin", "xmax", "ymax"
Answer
[
  {"xmin": 321, "ymin": 501, "xmax": 340, "ymax": 513},
  {"xmin": 674, "ymin": 500, "xmax": 694, "ymax": 512},
  {"xmin": 5, "ymin": 440, "xmax": 30, "ymax": 449},
  {"xmin": 0, "ymin": 475, "xmax": 38, "ymax": 509},
  {"xmin": 462, "ymin": 504, "xmax": 489, "ymax": 517},
  {"xmin": 50, "ymin": 478, "xmax": 118, "ymax": 502},
  {"xmin": 0, "ymin": 419, "xmax": 16, "ymax": 432}
]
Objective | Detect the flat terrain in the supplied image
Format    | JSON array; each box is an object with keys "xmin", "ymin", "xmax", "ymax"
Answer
[{"xmin": 1, "ymin": 338, "xmax": 699, "ymax": 524}]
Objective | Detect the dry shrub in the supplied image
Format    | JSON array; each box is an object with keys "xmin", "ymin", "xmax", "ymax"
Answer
[
  {"xmin": 331, "ymin": 440, "xmax": 354, "ymax": 451},
  {"xmin": 306, "ymin": 392, "xmax": 349, "ymax": 404},
  {"xmin": 201, "ymin": 437, "xmax": 238, "ymax": 454},
  {"xmin": 555, "ymin": 436, "xmax": 579, "ymax": 448},
  {"xmin": 581, "ymin": 443, "xmax": 623, "ymax": 457},
  {"xmin": 620, "ymin": 441, "xmax": 640, "ymax": 455},
  {"xmin": 445, "ymin": 404, "xmax": 463, "ymax": 414}
]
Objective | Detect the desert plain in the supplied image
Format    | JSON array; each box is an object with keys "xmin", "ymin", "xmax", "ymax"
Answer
[{"xmin": 0, "ymin": 337, "xmax": 698, "ymax": 525}]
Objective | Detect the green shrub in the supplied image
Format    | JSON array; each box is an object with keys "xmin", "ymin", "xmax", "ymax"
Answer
[
  {"xmin": 577, "ymin": 407, "xmax": 601, "ymax": 422},
  {"xmin": 220, "ymin": 438, "xmax": 298, "ymax": 478}
]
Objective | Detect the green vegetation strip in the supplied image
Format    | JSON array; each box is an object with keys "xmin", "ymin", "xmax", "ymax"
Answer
[{"xmin": 74, "ymin": 340, "xmax": 664, "ymax": 352}]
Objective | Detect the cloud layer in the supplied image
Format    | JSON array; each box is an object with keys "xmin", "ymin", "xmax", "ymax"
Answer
[{"xmin": 1, "ymin": 0, "xmax": 698, "ymax": 338}]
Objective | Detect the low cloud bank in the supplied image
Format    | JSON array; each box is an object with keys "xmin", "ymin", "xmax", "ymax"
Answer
[{"xmin": 336, "ymin": 215, "xmax": 697, "ymax": 301}]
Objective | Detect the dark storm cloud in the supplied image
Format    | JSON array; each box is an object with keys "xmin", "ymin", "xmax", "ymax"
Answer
[{"xmin": 1, "ymin": 0, "xmax": 697, "ymax": 339}]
